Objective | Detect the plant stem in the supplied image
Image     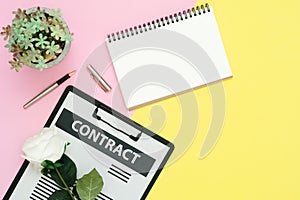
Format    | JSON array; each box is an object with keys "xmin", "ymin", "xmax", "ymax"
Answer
[{"xmin": 54, "ymin": 167, "xmax": 75, "ymax": 200}]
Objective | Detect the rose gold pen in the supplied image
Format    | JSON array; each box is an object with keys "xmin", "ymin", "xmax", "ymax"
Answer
[{"xmin": 23, "ymin": 70, "xmax": 76, "ymax": 109}]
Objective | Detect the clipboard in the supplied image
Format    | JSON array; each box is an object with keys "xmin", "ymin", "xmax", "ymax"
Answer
[{"xmin": 4, "ymin": 86, "xmax": 174, "ymax": 200}]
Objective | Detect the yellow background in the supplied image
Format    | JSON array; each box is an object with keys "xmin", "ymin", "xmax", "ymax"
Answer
[{"xmin": 131, "ymin": 0, "xmax": 300, "ymax": 199}]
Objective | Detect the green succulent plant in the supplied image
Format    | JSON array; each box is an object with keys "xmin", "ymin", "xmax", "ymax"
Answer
[{"xmin": 1, "ymin": 7, "xmax": 73, "ymax": 71}]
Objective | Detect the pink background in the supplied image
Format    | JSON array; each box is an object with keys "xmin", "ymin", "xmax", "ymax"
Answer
[{"xmin": 0, "ymin": 0, "xmax": 195, "ymax": 198}]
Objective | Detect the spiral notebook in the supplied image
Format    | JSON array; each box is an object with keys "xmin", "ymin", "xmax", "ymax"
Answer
[{"xmin": 106, "ymin": 3, "xmax": 232, "ymax": 109}]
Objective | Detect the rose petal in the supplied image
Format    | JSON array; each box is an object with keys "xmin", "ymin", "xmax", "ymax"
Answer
[
  {"xmin": 42, "ymin": 135, "xmax": 66, "ymax": 162},
  {"xmin": 22, "ymin": 127, "xmax": 67, "ymax": 165}
]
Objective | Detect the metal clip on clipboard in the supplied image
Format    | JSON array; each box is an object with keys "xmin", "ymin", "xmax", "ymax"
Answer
[{"xmin": 92, "ymin": 107, "xmax": 142, "ymax": 142}]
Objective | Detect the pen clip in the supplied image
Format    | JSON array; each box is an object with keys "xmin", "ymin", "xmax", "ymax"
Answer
[{"xmin": 92, "ymin": 107, "xmax": 141, "ymax": 142}]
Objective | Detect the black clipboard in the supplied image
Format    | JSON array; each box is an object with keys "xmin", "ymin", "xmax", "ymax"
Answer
[{"xmin": 4, "ymin": 86, "xmax": 174, "ymax": 200}]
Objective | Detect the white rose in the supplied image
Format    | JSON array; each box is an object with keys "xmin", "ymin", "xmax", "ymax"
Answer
[{"xmin": 22, "ymin": 128, "xmax": 66, "ymax": 166}]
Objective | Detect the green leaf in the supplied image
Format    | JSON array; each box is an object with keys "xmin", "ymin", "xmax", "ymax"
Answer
[
  {"xmin": 48, "ymin": 190, "xmax": 73, "ymax": 200},
  {"xmin": 49, "ymin": 154, "xmax": 77, "ymax": 188},
  {"xmin": 41, "ymin": 160, "xmax": 54, "ymax": 169},
  {"xmin": 76, "ymin": 168, "xmax": 104, "ymax": 200},
  {"xmin": 41, "ymin": 168, "xmax": 49, "ymax": 176},
  {"xmin": 54, "ymin": 163, "xmax": 64, "ymax": 168}
]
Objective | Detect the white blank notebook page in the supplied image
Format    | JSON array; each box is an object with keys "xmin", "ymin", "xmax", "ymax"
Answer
[{"xmin": 106, "ymin": 4, "xmax": 232, "ymax": 109}]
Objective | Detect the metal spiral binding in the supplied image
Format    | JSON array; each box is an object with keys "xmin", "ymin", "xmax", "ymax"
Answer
[{"xmin": 107, "ymin": 3, "xmax": 210, "ymax": 43}]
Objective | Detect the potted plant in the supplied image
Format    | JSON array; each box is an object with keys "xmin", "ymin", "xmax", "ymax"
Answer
[{"xmin": 1, "ymin": 7, "xmax": 73, "ymax": 71}]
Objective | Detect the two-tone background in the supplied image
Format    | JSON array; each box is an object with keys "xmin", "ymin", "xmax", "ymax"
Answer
[{"xmin": 1, "ymin": 0, "xmax": 300, "ymax": 199}]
